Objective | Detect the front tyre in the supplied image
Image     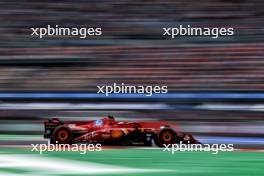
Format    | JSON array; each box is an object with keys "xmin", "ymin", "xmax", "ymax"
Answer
[{"xmin": 154, "ymin": 129, "xmax": 176, "ymax": 147}]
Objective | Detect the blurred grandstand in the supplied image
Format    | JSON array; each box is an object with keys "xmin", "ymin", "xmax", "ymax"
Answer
[
  {"xmin": 0, "ymin": 0, "xmax": 263, "ymax": 91},
  {"xmin": 0, "ymin": 0, "xmax": 263, "ymax": 147}
]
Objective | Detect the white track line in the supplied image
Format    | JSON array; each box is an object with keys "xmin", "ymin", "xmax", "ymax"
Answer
[{"xmin": 0, "ymin": 154, "xmax": 170, "ymax": 175}]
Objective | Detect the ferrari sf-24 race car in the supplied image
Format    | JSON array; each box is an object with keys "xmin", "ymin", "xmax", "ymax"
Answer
[{"xmin": 44, "ymin": 116, "xmax": 200, "ymax": 147}]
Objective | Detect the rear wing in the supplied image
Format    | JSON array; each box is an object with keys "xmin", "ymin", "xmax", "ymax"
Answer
[{"xmin": 43, "ymin": 118, "xmax": 63, "ymax": 138}]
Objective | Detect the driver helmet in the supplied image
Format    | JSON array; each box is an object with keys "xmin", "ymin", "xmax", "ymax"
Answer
[{"xmin": 108, "ymin": 115, "xmax": 115, "ymax": 121}]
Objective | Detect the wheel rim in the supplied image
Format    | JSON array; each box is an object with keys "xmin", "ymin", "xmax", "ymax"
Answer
[
  {"xmin": 57, "ymin": 129, "xmax": 69, "ymax": 141},
  {"xmin": 161, "ymin": 131, "xmax": 173, "ymax": 143}
]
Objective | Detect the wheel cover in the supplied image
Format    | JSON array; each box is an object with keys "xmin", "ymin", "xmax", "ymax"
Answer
[
  {"xmin": 57, "ymin": 129, "xmax": 69, "ymax": 141},
  {"xmin": 161, "ymin": 131, "xmax": 173, "ymax": 143}
]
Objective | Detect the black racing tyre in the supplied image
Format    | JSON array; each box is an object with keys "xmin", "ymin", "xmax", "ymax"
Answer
[
  {"xmin": 52, "ymin": 125, "xmax": 72, "ymax": 144},
  {"xmin": 154, "ymin": 129, "xmax": 176, "ymax": 147}
]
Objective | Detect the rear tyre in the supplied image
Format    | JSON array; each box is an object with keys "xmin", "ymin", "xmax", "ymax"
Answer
[
  {"xmin": 52, "ymin": 126, "xmax": 72, "ymax": 144},
  {"xmin": 154, "ymin": 129, "xmax": 176, "ymax": 147}
]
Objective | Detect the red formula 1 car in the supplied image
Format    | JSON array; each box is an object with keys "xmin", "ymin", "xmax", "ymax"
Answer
[{"xmin": 44, "ymin": 115, "xmax": 199, "ymax": 147}]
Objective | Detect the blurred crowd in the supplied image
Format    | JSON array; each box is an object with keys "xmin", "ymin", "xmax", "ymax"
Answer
[{"xmin": 0, "ymin": 0, "xmax": 263, "ymax": 91}]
